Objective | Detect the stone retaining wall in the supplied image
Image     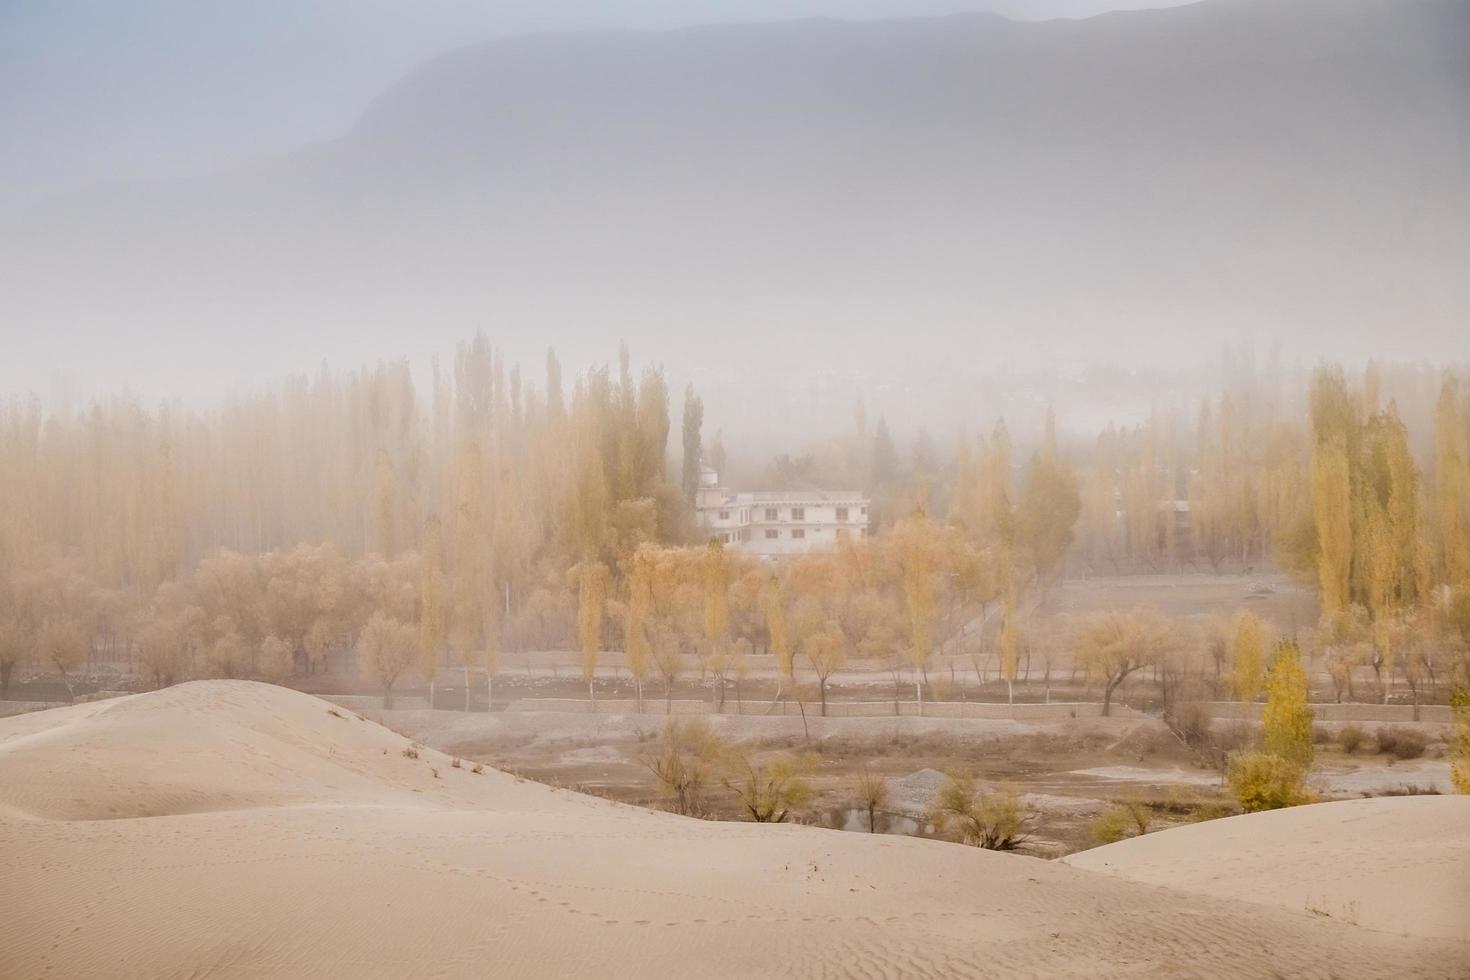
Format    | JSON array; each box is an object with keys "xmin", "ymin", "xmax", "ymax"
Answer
[
  {"xmin": 1205, "ymin": 701, "xmax": 1453, "ymax": 724},
  {"xmin": 504, "ymin": 698, "xmax": 1138, "ymax": 720}
]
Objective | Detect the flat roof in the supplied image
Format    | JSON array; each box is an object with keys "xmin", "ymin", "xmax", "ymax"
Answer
[{"xmin": 705, "ymin": 489, "xmax": 868, "ymax": 505}]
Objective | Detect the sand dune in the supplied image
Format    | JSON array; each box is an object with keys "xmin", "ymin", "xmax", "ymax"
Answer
[
  {"xmin": 1065, "ymin": 794, "xmax": 1470, "ymax": 942},
  {"xmin": 1, "ymin": 682, "xmax": 1464, "ymax": 978}
]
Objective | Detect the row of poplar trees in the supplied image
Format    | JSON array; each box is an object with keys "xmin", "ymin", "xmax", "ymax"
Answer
[{"xmin": 0, "ymin": 337, "xmax": 710, "ymax": 702}]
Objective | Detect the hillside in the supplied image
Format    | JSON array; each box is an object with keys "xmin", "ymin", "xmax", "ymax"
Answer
[
  {"xmin": 3, "ymin": 0, "xmax": 1468, "ymax": 398},
  {"xmin": 0, "ymin": 681, "xmax": 1465, "ymax": 978}
]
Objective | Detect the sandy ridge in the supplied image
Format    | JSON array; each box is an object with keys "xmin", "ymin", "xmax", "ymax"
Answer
[{"xmin": 0, "ymin": 681, "xmax": 1464, "ymax": 979}]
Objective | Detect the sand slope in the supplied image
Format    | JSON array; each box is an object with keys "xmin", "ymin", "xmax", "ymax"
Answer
[
  {"xmin": 1065, "ymin": 794, "xmax": 1470, "ymax": 942},
  {"xmin": 1, "ymin": 681, "xmax": 1464, "ymax": 979}
]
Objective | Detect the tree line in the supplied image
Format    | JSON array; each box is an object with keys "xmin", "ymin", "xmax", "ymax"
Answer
[{"xmin": 3, "ymin": 344, "xmax": 1470, "ymax": 720}]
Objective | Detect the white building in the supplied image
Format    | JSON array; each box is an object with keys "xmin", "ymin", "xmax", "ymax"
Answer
[{"xmin": 694, "ymin": 464, "xmax": 870, "ymax": 557}]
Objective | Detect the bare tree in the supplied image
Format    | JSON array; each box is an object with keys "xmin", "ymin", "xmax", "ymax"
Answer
[
  {"xmin": 854, "ymin": 769, "xmax": 889, "ymax": 833},
  {"xmin": 39, "ymin": 619, "xmax": 88, "ymax": 699}
]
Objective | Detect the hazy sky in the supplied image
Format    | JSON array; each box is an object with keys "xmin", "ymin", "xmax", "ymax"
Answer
[
  {"xmin": 1, "ymin": 0, "xmax": 1196, "ymax": 210},
  {"xmin": 5, "ymin": 0, "xmax": 1459, "ymax": 427}
]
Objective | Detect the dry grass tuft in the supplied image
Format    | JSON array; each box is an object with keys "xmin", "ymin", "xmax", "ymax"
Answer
[{"xmin": 1337, "ymin": 723, "xmax": 1366, "ymax": 753}]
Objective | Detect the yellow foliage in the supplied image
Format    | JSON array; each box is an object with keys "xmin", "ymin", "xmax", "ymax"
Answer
[
  {"xmin": 1452, "ymin": 688, "xmax": 1470, "ymax": 795},
  {"xmin": 1229, "ymin": 611, "xmax": 1265, "ymax": 702},
  {"xmin": 1226, "ymin": 751, "xmax": 1314, "ymax": 813},
  {"xmin": 1261, "ymin": 641, "xmax": 1314, "ymax": 767}
]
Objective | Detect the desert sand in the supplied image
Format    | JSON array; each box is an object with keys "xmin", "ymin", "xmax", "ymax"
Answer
[
  {"xmin": 1, "ymin": 681, "xmax": 1464, "ymax": 979},
  {"xmin": 1065, "ymin": 794, "xmax": 1470, "ymax": 942}
]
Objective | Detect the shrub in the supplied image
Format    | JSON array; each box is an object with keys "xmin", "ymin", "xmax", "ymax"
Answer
[
  {"xmin": 1187, "ymin": 801, "xmax": 1233, "ymax": 823},
  {"xmin": 1453, "ymin": 688, "xmax": 1470, "ymax": 795},
  {"xmin": 1090, "ymin": 801, "xmax": 1153, "ymax": 845},
  {"xmin": 721, "ymin": 750, "xmax": 816, "ymax": 823},
  {"xmin": 1365, "ymin": 784, "xmax": 1440, "ymax": 797},
  {"xmin": 1087, "ymin": 799, "xmax": 1152, "ymax": 846},
  {"xmin": 1225, "ymin": 751, "xmax": 1314, "ymax": 812},
  {"xmin": 401, "ymin": 744, "xmax": 420, "ymax": 760},
  {"xmin": 932, "ymin": 774, "xmax": 1035, "ymax": 851},
  {"xmin": 450, "ymin": 757, "xmax": 462, "ymax": 769},
  {"xmin": 1091, "ymin": 807, "xmax": 1133, "ymax": 845},
  {"xmin": 471, "ymin": 763, "xmax": 484, "ymax": 775},
  {"xmin": 1337, "ymin": 723, "xmax": 1366, "ymax": 754},
  {"xmin": 644, "ymin": 718, "xmax": 723, "ymax": 817},
  {"xmin": 1375, "ymin": 726, "xmax": 1427, "ymax": 760},
  {"xmin": 1200, "ymin": 721, "xmax": 1254, "ymax": 772}
]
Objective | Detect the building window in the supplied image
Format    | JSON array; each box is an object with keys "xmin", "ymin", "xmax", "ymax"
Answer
[
  {"xmin": 791, "ymin": 506, "xmax": 805, "ymax": 520},
  {"xmin": 719, "ymin": 532, "xmax": 730, "ymax": 543},
  {"xmin": 718, "ymin": 510, "xmax": 729, "ymax": 520},
  {"xmin": 792, "ymin": 529, "xmax": 805, "ymax": 539},
  {"xmin": 861, "ymin": 506, "xmax": 868, "ymax": 516},
  {"xmin": 836, "ymin": 506, "xmax": 848, "ymax": 521},
  {"xmin": 764, "ymin": 529, "xmax": 779, "ymax": 539},
  {"xmin": 765, "ymin": 507, "xmax": 778, "ymax": 521}
]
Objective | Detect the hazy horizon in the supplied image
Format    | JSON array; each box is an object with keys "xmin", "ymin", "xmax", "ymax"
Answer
[
  {"xmin": 2, "ymin": 0, "xmax": 1466, "ymax": 445},
  {"xmin": 1, "ymin": 0, "xmax": 1198, "ymax": 212}
]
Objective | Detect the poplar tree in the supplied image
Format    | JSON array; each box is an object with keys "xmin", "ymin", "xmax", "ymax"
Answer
[
  {"xmin": 625, "ymin": 547, "xmax": 654, "ymax": 712},
  {"xmin": 998, "ymin": 610, "xmax": 1020, "ymax": 706},
  {"xmin": 701, "ymin": 540, "xmax": 731, "ymax": 708},
  {"xmin": 371, "ymin": 450, "xmax": 401, "ymax": 557},
  {"xmin": 1230, "ymin": 610, "xmax": 1266, "ymax": 703},
  {"xmin": 763, "ymin": 574, "xmax": 793, "ymax": 704},
  {"xmin": 576, "ymin": 560, "xmax": 608, "ymax": 707},
  {"xmin": 896, "ymin": 508, "xmax": 941, "ymax": 712},
  {"xmin": 418, "ymin": 516, "xmax": 447, "ymax": 709},
  {"xmin": 1017, "ymin": 442, "xmax": 1081, "ymax": 595},
  {"xmin": 871, "ymin": 417, "xmax": 898, "ymax": 486},
  {"xmin": 681, "ymin": 385, "xmax": 703, "ymax": 505},
  {"xmin": 1261, "ymin": 641, "xmax": 1314, "ymax": 767},
  {"xmin": 1312, "ymin": 436, "xmax": 1354, "ymax": 614},
  {"xmin": 0, "ymin": 618, "xmax": 25, "ymax": 700},
  {"xmin": 1436, "ymin": 380, "xmax": 1470, "ymax": 585}
]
